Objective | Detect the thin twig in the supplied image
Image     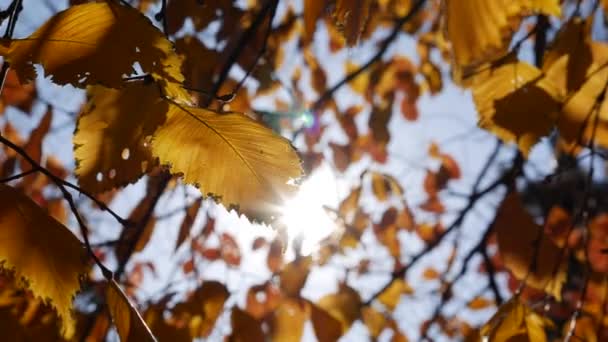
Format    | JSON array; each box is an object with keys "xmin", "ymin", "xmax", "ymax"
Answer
[
  {"xmin": 204, "ymin": 0, "xmax": 279, "ymax": 107},
  {"xmin": 0, "ymin": 168, "xmax": 38, "ymax": 183}
]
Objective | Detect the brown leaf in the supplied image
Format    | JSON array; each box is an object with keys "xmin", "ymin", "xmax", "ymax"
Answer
[
  {"xmin": 317, "ymin": 284, "xmax": 362, "ymax": 333},
  {"xmin": 171, "ymin": 281, "xmax": 229, "ymax": 338},
  {"xmin": 228, "ymin": 308, "xmax": 264, "ymax": 342},
  {"xmin": 175, "ymin": 198, "xmax": 202, "ymax": 251},
  {"xmin": 310, "ymin": 301, "xmax": 343, "ymax": 342},
  {"xmin": 279, "ymin": 256, "xmax": 312, "ymax": 297},
  {"xmin": 332, "ymin": 0, "xmax": 372, "ymax": 46},
  {"xmin": 495, "ymin": 193, "xmax": 566, "ymax": 299}
]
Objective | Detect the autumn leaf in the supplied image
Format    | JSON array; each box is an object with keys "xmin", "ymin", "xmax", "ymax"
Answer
[
  {"xmin": 362, "ymin": 307, "xmax": 387, "ymax": 339},
  {"xmin": 0, "ymin": 184, "xmax": 86, "ymax": 338},
  {"xmin": 116, "ymin": 192, "xmax": 158, "ymax": 265},
  {"xmin": 472, "ymin": 59, "xmax": 560, "ymax": 156},
  {"xmin": 317, "ymin": 284, "xmax": 362, "ymax": 333},
  {"xmin": 106, "ymin": 279, "xmax": 156, "ymax": 342},
  {"xmin": 171, "ymin": 281, "xmax": 229, "ymax": 338},
  {"xmin": 445, "ymin": 0, "xmax": 561, "ymax": 74},
  {"xmin": 479, "ymin": 296, "xmax": 547, "ymax": 342},
  {"xmin": 554, "ymin": 42, "xmax": 608, "ymax": 149},
  {"xmin": 468, "ymin": 297, "xmax": 494, "ymax": 310},
  {"xmin": 175, "ymin": 198, "xmax": 203, "ymax": 251},
  {"xmin": 152, "ymin": 99, "xmax": 302, "ymax": 219},
  {"xmin": 279, "ymin": 256, "xmax": 312, "ymax": 297},
  {"xmin": 332, "ymin": 0, "xmax": 372, "ymax": 46},
  {"xmin": 0, "ymin": 2, "xmax": 184, "ymax": 90},
  {"xmin": 377, "ymin": 279, "xmax": 413, "ymax": 311},
  {"xmin": 270, "ymin": 298, "xmax": 308, "ymax": 342},
  {"xmin": 303, "ymin": 0, "xmax": 327, "ymax": 42},
  {"xmin": 246, "ymin": 282, "xmax": 281, "ymax": 319},
  {"xmin": 310, "ymin": 301, "xmax": 343, "ymax": 342},
  {"xmin": 0, "ymin": 69, "xmax": 36, "ymax": 115},
  {"xmin": 228, "ymin": 308, "xmax": 264, "ymax": 342},
  {"xmin": 494, "ymin": 193, "xmax": 566, "ymax": 299},
  {"xmin": 74, "ymin": 83, "xmax": 166, "ymax": 193}
]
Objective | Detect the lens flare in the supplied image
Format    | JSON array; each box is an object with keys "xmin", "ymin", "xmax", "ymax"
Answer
[{"xmin": 280, "ymin": 163, "xmax": 340, "ymax": 255}]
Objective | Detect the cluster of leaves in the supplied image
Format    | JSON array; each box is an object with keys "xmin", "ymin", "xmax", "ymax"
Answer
[{"xmin": 2, "ymin": 0, "xmax": 608, "ymax": 341}]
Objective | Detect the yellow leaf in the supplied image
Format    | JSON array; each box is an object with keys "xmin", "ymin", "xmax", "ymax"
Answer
[
  {"xmin": 106, "ymin": 279, "xmax": 156, "ymax": 342},
  {"xmin": 377, "ymin": 279, "xmax": 412, "ymax": 311},
  {"xmin": 279, "ymin": 256, "xmax": 312, "ymax": 297},
  {"xmin": 542, "ymin": 19, "xmax": 593, "ymax": 98},
  {"xmin": 0, "ymin": 184, "xmax": 86, "ymax": 338},
  {"xmin": 472, "ymin": 60, "xmax": 560, "ymax": 156},
  {"xmin": 74, "ymin": 83, "xmax": 166, "ymax": 193},
  {"xmin": 480, "ymin": 297, "xmax": 547, "ymax": 342},
  {"xmin": 345, "ymin": 61, "xmax": 369, "ymax": 94},
  {"xmin": 0, "ymin": 2, "xmax": 184, "ymax": 90},
  {"xmin": 555, "ymin": 42, "xmax": 608, "ymax": 149},
  {"xmin": 495, "ymin": 193, "xmax": 566, "ymax": 299},
  {"xmin": 317, "ymin": 284, "xmax": 362, "ymax": 333},
  {"xmin": 362, "ymin": 307, "xmax": 387, "ymax": 338},
  {"xmin": 445, "ymin": 0, "xmax": 561, "ymax": 73},
  {"xmin": 310, "ymin": 301, "xmax": 343, "ymax": 342},
  {"xmin": 151, "ymin": 100, "xmax": 302, "ymax": 219},
  {"xmin": 332, "ymin": 0, "xmax": 372, "ymax": 46},
  {"xmin": 270, "ymin": 298, "xmax": 308, "ymax": 342}
]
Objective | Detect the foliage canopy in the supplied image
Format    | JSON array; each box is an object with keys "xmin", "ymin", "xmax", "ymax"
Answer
[{"xmin": 1, "ymin": 0, "xmax": 608, "ymax": 341}]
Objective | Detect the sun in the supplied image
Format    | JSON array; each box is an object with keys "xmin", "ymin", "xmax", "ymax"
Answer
[{"xmin": 279, "ymin": 162, "xmax": 341, "ymax": 255}]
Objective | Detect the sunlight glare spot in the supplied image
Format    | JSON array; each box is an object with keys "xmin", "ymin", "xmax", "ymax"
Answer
[{"xmin": 280, "ymin": 163, "xmax": 340, "ymax": 255}]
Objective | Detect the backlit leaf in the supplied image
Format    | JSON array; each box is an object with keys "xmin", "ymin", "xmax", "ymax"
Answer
[
  {"xmin": 270, "ymin": 298, "xmax": 308, "ymax": 342},
  {"xmin": 171, "ymin": 281, "xmax": 229, "ymax": 338},
  {"xmin": 0, "ymin": 2, "xmax": 184, "ymax": 89},
  {"xmin": 495, "ymin": 193, "xmax": 566, "ymax": 299},
  {"xmin": 472, "ymin": 60, "xmax": 560, "ymax": 156},
  {"xmin": 317, "ymin": 284, "xmax": 362, "ymax": 333},
  {"xmin": 479, "ymin": 297, "xmax": 547, "ymax": 342},
  {"xmin": 106, "ymin": 279, "xmax": 156, "ymax": 342},
  {"xmin": 468, "ymin": 297, "xmax": 494, "ymax": 310},
  {"xmin": 228, "ymin": 308, "xmax": 264, "ymax": 342},
  {"xmin": 304, "ymin": 0, "xmax": 326, "ymax": 42},
  {"xmin": 332, "ymin": 0, "xmax": 372, "ymax": 46},
  {"xmin": 74, "ymin": 83, "xmax": 166, "ymax": 193},
  {"xmin": 378, "ymin": 279, "xmax": 413, "ymax": 311},
  {"xmin": 279, "ymin": 256, "xmax": 312, "ymax": 297},
  {"xmin": 245, "ymin": 282, "xmax": 281, "ymax": 319},
  {"xmin": 445, "ymin": 0, "xmax": 561, "ymax": 73},
  {"xmin": 362, "ymin": 307, "xmax": 387, "ymax": 338},
  {"xmin": 0, "ymin": 184, "xmax": 86, "ymax": 338},
  {"xmin": 151, "ymin": 100, "xmax": 302, "ymax": 219},
  {"xmin": 175, "ymin": 198, "xmax": 202, "ymax": 251},
  {"xmin": 310, "ymin": 301, "xmax": 343, "ymax": 342}
]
